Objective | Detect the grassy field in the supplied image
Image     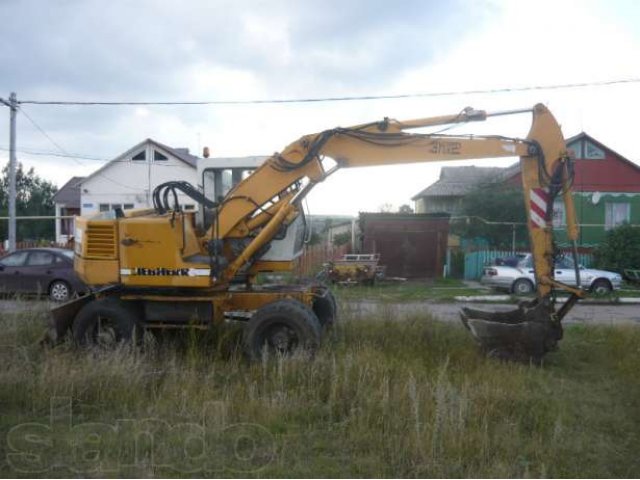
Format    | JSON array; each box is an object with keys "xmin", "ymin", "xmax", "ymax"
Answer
[{"xmin": 1, "ymin": 302, "xmax": 639, "ymax": 478}]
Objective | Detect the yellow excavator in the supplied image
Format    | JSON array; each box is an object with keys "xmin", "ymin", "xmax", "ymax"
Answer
[{"xmin": 50, "ymin": 103, "xmax": 585, "ymax": 362}]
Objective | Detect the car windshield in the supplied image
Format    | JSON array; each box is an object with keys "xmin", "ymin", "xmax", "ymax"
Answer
[{"xmin": 61, "ymin": 250, "xmax": 75, "ymax": 260}]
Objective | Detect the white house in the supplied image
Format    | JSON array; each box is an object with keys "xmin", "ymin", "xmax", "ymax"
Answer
[
  {"xmin": 53, "ymin": 139, "xmax": 199, "ymax": 244},
  {"xmin": 79, "ymin": 139, "xmax": 199, "ymax": 216},
  {"xmin": 52, "ymin": 176, "xmax": 85, "ymax": 245}
]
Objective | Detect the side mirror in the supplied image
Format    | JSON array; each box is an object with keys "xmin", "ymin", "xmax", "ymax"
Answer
[{"xmin": 579, "ymin": 264, "xmax": 585, "ymax": 270}]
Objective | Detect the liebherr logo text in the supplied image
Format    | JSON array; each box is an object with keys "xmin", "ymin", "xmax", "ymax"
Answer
[{"xmin": 134, "ymin": 267, "xmax": 191, "ymax": 276}]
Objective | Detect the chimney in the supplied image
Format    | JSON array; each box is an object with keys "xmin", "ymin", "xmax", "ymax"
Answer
[{"xmin": 203, "ymin": 146, "xmax": 210, "ymax": 158}]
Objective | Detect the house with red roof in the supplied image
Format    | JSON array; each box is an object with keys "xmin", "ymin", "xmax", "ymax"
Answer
[{"xmin": 412, "ymin": 132, "xmax": 640, "ymax": 246}]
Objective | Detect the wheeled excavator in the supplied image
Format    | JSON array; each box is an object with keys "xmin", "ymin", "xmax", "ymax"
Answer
[{"xmin": 50, "ymin": 103, "xmax": 585, "ymax": 362}]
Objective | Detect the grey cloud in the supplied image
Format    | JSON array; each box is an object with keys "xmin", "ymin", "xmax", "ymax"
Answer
[
  {"xmin": 1, "ymin": 0, "xmax": 491, "ymax": 99},
  {"xmin": 0, "ymin": 0, "xmax": 494, "ymax": 185}
]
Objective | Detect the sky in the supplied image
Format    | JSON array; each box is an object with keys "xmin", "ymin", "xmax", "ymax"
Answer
[{"xmin": 1, "ymin": 0, "xmax": 639, "ymax": 215}]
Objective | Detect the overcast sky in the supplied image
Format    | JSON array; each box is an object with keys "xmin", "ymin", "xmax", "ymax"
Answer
[{"xmin": 1, "ymin": 0, "xmax": 639, "ymax": 215}]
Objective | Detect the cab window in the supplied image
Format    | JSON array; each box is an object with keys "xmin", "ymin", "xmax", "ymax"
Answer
[{"xmin": 203, "ymin": 168, "xmax": 255, "ymax": 203}]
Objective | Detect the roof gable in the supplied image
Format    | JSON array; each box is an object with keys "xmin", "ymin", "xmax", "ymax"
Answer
[
  {"xmin": 52, "ymin": 176, "xmax": 85, "ymax": 207},
  {"xmin": 81, "ymin": 138, "xmax": 198, "ymax": 185}
]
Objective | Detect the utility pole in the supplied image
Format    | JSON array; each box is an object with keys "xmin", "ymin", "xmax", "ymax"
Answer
[
  {"xmin": 1, "ymin": 92, "xmax": 17, "ymax": 252},
  {"xmin": 8, "ymin": 93, "xmax": 17, "ymax": 252}
]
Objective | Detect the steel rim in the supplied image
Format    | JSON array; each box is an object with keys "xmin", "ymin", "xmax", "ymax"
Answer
[
  {"xmin": 50, "ymin": 282, "xmax": 69, "ymax": 301},
  {"xmin": 261, "ymin": 323, "xmax": 299, "ymax": 355},
  {"xmin": 593, "ymin": 283, "xmax": 610, "ymax": 295},
  {"xmin": 92, "ymin": 316, "xmax": 119, "ymax": 347},
  {"xmin": 515, "ymin": 280, "xmax": 532, "ymax": 294}
]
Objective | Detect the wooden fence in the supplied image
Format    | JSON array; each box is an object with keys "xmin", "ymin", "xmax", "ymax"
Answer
[
  {"xmin": 295, "ymin": 243, "xmax": 350, "ymax": 277},
  {"xmin": 0, "ymin": 241, "xmax": 71, "ymax": 256}
]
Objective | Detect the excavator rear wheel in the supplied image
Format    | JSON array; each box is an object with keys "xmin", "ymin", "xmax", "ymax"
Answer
[
  {"xmin": 243, "ymin": 299, "xmax": 321, "ymax": 361},
  {"xmin": 73, "ymin": 297, "xmax": 143, "ymax": 348}
]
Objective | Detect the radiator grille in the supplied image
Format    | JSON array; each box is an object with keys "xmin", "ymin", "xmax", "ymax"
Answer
[{"xmin": 86, "ymin": 223, "xmax": 117, "ymax": 258}]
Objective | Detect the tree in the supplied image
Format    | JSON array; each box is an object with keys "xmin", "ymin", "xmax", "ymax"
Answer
[
  {"xmin": 451, "ymin": 183, "xmax": 528, "ymax": 249},
  {"xmin": 378, "ymin": 202, "xmax": 393, "ymax": 213},
  {"xmin": 0, "ymin": 162, "xmax": 58, "ymax": 242},
  {"xmin": 593, "ymin": 224, "xmax": 640, "ymax": 273},
  {"xmin": 332, "ymin": 231, "xmax": 351, "ymax": 247},
  {"xmin": 398, "ymin": 204, "xmax": 413, "ymax": 213}
]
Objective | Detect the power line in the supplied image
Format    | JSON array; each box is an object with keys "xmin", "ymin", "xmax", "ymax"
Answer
[
  {"xmin": 18, "ymin": 106, "xmax": 84, "ymax": 166},
  {"xmin": 0, "ymin": 145, "xmax": 199, "ymax": 168},
  {"xmin": 16, "ymin": 106, "xmax": 142, "ymax": 190},
  {"xmin": 16, "ymin": 77, "xmax": 640, "ymax": 107},
  {"xmin": 0, "ymin": 145, "xmax": 109, "ymax": 162}
]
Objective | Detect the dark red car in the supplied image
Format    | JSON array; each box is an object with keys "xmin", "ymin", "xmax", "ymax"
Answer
[{"xmin": 0, "ymin": 248, "xmax": 87, "ymax": 302}]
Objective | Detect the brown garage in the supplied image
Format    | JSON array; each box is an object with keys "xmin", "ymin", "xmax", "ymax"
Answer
[{"xmin": 358, "ymin": 212, "xmax": 450, "ymax": 278}]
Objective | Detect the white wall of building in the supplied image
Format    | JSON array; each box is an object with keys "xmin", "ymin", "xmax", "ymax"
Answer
[{"xmin": 80, "ymin": 143, "xmax": 198, "ymax": 215}]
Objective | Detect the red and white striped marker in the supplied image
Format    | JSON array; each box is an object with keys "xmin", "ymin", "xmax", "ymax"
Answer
[{"xmin": 529, "ymin": 187, "xmax": 549, "ymax": 228}]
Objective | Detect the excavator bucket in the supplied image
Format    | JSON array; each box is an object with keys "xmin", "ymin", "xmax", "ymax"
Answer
[{"xmin": 459, "ymin": 299, "xmax": 563, "ymax": 363}]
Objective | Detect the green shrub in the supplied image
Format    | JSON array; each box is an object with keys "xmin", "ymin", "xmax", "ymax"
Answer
[{"xmin": 593, "ymin": 224, "xmax": 640, "ymax": 273}]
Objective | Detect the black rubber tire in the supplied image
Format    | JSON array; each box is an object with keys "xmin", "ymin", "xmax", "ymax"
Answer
[
  {"xmin": 49, "ymin": 280, "xmax": 72, "ymax": 302},
  {"xmin": 512, "ymin": 278, "xmax": 534, "ymax": 295},
  {"xmin": 590, "ymin": 279, "xmax": 612, "ymax": 295},
  {"xmin": 313, "ymin": 289, "xmax": 338, "ymax": 330},
  {"xmin": 243, "ymin": 299, "xmax": 321, "ymax": 361},
  {"xmin": 72, "ymin": 297, "xmax": 143, "ymax": 347}
]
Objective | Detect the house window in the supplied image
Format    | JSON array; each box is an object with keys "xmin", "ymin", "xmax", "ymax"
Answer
[
  {"xmin": 552, "ymin": 200, "xmax": 566, "ymax": 227},
  {"xmin": 184, "ymin": 204, "xmax": 195, "ymax": 210},
  {"xmin": 132, "ymin": 150, "xmax": 146, "ymax": 161},
  {"xmin": 605, "ymin": 202, "xmax": 630, "ymax": 230},
  {"xmin": 100, "ymin": 203, "xmax": 132, "ymax": 212},
  {"xmin": 584, "ymin": 141, "xmax": 605, "ymax": 160},
  {"xmin": 154, "ymin": 150, "xmax": 168, "ymax": 161},
  {"xmin": 567, "ymin": 140, "xmax": 582, "ymax": 158}
]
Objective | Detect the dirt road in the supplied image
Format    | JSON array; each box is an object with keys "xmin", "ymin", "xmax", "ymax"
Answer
[
  {"xmin": 1, "ymin": 298, "xmax": 638, "ymax": 326},
  {"xmin": 344, "ymin": 300, "xmax": 640, "ymax": 326}
]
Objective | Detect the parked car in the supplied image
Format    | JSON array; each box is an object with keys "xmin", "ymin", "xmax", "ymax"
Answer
[
  {"xmin": 481, "ymin": 253, "xmax": 623, "ymax": 295},
  {"xmin": 0, "ymin": 248, "xmax": 87, "ymax": 302}
]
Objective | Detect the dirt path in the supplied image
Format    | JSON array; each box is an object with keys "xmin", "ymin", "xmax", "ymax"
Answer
[
  {"xmin": 1, "ymin": 298, "xmax": 638, "ymax": 326},
  {"xmin": 344, "ymin": 300, "xmax": 640, "ymax": 326}
]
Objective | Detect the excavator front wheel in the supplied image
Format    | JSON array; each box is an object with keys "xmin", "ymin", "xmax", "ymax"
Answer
[
  {"xmin": 73, "ymin": 297, "xmax": 143, "ymax": 348},
  {"xmin": 243, "ymin": 299, "xmax": 321, "ymax": 361}
]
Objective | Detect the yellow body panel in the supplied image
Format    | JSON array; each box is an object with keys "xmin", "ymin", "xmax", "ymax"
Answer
[
  {"xmin": 75, "ymin": 257, "xmax": 119, "ymax": 285},
  {"xmin": 118, "ymin": 214, "xmax": 210, "ymax": 288}
]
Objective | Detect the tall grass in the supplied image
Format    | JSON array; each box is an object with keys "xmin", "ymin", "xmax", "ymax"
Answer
[{"xmin": 1, "ymin": 299, "xmax": 639, "ymax": 477}]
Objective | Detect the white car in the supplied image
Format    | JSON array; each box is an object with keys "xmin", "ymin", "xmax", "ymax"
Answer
[{"xmin": 480, "ymin": 253, "xmax": 623, "ymax": 295}]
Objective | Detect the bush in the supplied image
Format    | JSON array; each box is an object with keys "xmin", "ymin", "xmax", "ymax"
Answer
[{"xmin": 593, "ymin": 224, "xmax": 640, "ymax": 273}]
